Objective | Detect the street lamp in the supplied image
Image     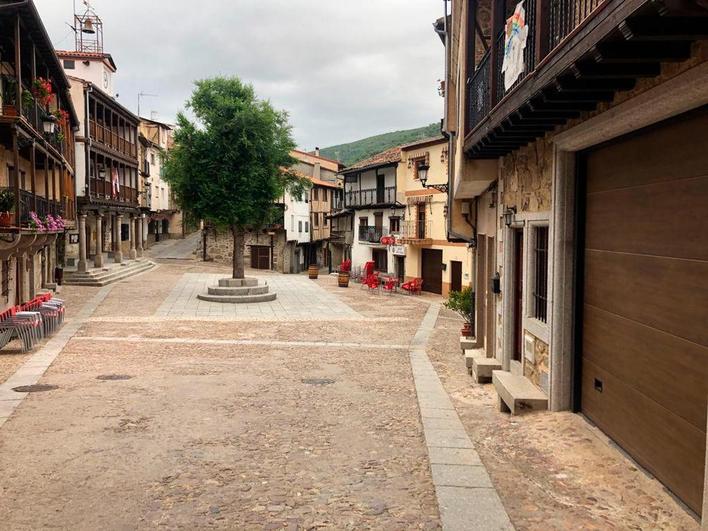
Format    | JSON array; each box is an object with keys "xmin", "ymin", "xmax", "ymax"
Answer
[
  {"xmin": 417, "ymin": 162, "xmax": 449, "ymax": 194},
  {"xmin": 42, "ymin": 114, "xmax": 57, "ymax": 135}
]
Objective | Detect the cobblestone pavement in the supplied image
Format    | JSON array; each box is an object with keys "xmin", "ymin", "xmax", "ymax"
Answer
[
  {"xmin": 0, "ymin": 262, "xmax": 440, "ymax": 530},
  {"xmin": 427, "ymin": 316, "xmax": 701, "ymax": 530},
  {"xmin": 148, "ymin": 232, "xmax": 201, "ymax": 260},
  {"xmin": 0, "ymin": 260, "xmax": 700, "ymax": 530}
]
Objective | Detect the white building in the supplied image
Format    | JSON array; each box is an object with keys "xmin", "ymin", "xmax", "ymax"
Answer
[
  {"xmin": 340, "ymin": 147, "xmax": 405, "ymax": 278},
  {"xmin": 283, "ymin": 188, "xmax": 310, "ymax": 272}
]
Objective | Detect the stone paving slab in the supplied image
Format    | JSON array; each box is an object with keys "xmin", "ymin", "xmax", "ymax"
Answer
[
  {"xmin": 410, "ymin": 303, "xmax": 513, "ymax": 531},
  {"xmin": 155, "ymin": 273, "xmax": 361, "ymax": 320}
]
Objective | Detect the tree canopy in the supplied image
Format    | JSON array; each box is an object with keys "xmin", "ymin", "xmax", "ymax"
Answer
[{"xmin": 163, "ymin": 77, "xmax": 305, "ymax": 231}]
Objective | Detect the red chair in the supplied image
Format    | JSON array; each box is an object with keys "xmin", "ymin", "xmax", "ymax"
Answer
[
  {"xmin": 366, "ymin": 272, "xmax": 381, "ymax": 292},
  {"xmin": 382, "ymin": 277, "xmax": 398, "ymax": 295},
  {"xmin": 401, "ymin": 278, "xmax": 423, "ymax": 295}
]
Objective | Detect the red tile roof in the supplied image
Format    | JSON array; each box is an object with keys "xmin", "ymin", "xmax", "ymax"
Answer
[
  {"xmin": 342, "ymin": 146, "xmax": 402, "ymax": 173},
  {"xmin": 56, "ymin": 50, "xmax": 117, "ymax": 71}
]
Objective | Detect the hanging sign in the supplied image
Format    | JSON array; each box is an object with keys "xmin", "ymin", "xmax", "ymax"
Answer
[
  {"xmin": 501, "ymin": 1, "xmax": 529, "ymax": 92},
  {"xmin": 391, "ymin": 245, "xmax": 406, "ymax": 257}
]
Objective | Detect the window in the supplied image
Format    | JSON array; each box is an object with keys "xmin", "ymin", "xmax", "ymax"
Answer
[
  {"xmin": 532, "ymin": 226, "xmax": 549, "ymax": 323},
  {"xmin": 150, "ymin": 153, "xmax": 156, "ymax": 164},
  {"xmin": 305, "ymin": 221, "xmax": 309, "ymax": 233},
  {"xmin": 313, "ymin": 213, "xmax": 319, "ymax": 228},
  {"xmin": 322, "ymin": 189, "xmax": 327, "ymax": 202},
  {"xmin": 344, "ymin": 173, "xmax": 358, "ymax": 184},
  {"xmin": 359, "ymin": 217, "xmax": 368, "ymax": 227},
  {"xmin": 63, "ymin": 59, "xmax": 75, "ymax": 69},
  {"xmin": 389, "ymin": 217, "xmax": 400, "ymax": 233},
  {"xmin": 324, "ymin": 216, "xmax": 329, "ymax": 228},
  {"xmin": 298, "ymin": 220, "xmax": 303, "ymax": 233},
  {"xmin": 372, "ymin": 249, "xmax": 388, "ymax": 273},
  {"xmin": 290, "ymin": 214, "xmax": 294, "ymax": 230},
  {"xmin": 313, "ymin": 188, "xmax": 319, "ymax": 201}
]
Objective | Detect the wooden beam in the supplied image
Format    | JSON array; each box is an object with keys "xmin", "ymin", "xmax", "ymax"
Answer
[
  {"xmin": 555, "ymin": 75, "xmax": 637, "ymax": 92},
  {"xmin": 542, "ymin": 88, "xmax": 615, "ymax": 103},
  {"xmin": 518, "ymin": 106, "xmax": 582, "ymax": 119},
  {"xmin": 507, "ymin": 112, "xmax": 567, "ymax": 125},
  {"xmin": 571, "ymin": 61, "xmax": 661, "ymax": 79},
  {"xmin": 592, "ymin": 41, "xmax": 692, "ymax": 63},
  {"xmin": 619, "ymin": 16, "xmax": 708, "ymax": 41}
]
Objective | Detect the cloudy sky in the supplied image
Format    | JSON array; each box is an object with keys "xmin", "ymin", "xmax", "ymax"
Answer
[{"xmin": 33, "ymin": 0, "xmax": 445, "ymax": 151}]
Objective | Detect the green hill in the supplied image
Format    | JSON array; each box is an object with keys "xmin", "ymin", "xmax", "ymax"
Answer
[{"xmin": 320, "ymin": 123, "xmax": 441, "ymax": 167}]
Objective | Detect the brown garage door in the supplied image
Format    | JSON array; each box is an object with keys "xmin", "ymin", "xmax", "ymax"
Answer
[
  {"xmin": 421, "ymin": 249, "xmax": 443, "ymax": 294},
  {"xmin": 250, "ymin": 245, "xmax": 271, "ymax": 270},
  {"xmin": 581, "ymin": 108, "xmax": 708, "ymax": 515}
]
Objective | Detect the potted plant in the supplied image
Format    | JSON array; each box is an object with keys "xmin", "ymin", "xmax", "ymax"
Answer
[
  {"xmin": 21, "ymin": 89, "xmax": 34, "ymax": 113},
  {"xmin": 338, "ymin": 259, "xmax": 352, "ymax": 287},
  {"xmin": 0, "ymin": 188, "xmax": 15, "ymax": 227},
  {"xmin": 32, "ymin": 77, "xmax": 52, "ymax": 108},
  {"xmin": 1, "ymin": 76, "xmax": 18, "ymax": 116},
  {"xmin": 444, "ymin": 286, "xmax": 475, "ymax": 338}
]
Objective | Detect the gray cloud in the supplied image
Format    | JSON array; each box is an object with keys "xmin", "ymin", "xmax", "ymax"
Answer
[{"xmin": 34, "ymin": 0, "xmax": 445, "ymax": 151}]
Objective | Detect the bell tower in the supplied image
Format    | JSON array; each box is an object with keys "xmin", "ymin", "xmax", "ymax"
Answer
[{"xmin": 74, "ymin": 1, "xmax": 103, "ymax": 54}]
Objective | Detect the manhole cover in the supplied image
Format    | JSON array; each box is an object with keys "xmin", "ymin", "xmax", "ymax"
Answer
[
  {"xmin": 13, "ymin": 384, "xmax": 59, "ymax": 393},
  {"xmin": 96, "ymin": 374, "xmax": 133, "ymax": 381},
  {"xmin": 301, "ymin": 378, "xmax": 335, "ymax": 386}
]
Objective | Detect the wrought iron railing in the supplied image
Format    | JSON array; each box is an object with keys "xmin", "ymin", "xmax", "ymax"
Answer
[
  {"xmin": 345, "ymin": 186, "xmax": 396, "ymax": 207},
  {"xmin": 358, "ymin": 225, "xmax": 389, "ymax": 243},
  {"xmin": 401, "ymin": 219, "xmax": 432, "ymax": 241},
  {"xmin": 466, "ymin": 0, "xmax": 606, "ymax": 132}
]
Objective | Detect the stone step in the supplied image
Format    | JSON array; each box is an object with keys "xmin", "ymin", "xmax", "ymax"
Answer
[
  {"xmin": 197, "ymin": 292, "xmax": 277, "ymax": 304},
  {"xmin": 66, "ymin": 260, "xmax": 151, "ymax": 280},
  {"xmin": 218, "ymin": 277, "xmax": 259, "ymax": 288},
  {"xmin": 207, "ymin": 285, "xmax": 269, "ymax": 296},
  {"xmin": 464, "ymin": 348, "xmax": 486, "ymax": 369},
  {"xmin": 64, "ymin": 261, "xmax": 155, "ymax": 286},
  {"xmin": 472, "ymin": 357, "xmax": 503, "ymax": 383},
  {"xmin": 492, "ymin": 370, "xmax": 548, "ymax": 415}
]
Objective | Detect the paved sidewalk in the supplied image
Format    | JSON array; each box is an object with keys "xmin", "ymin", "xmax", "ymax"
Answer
[
  {"xmin": 411, "ymin": 304, "xmax": 513, "ymax": 531},
  {"xmin": 155, "ymin": 272, "xmax": 361, "ymax": 320}
]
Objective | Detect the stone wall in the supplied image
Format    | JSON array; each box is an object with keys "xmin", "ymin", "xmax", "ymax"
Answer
[
  {"xmin": 524, "ymin": 334, "xmax": 550, "ymax": 394},
  {"xmin": 201, "ymin": 228, "xmax": 290, "ymax": 274},
  {"xmin": 500, "ymin": 137, "xmax": 553, "ymax": 214}
]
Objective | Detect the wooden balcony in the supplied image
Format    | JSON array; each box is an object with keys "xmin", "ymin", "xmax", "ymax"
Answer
[
  {"xmin": 90, "ymin": 120, "xmax": 139, "ymax": 160},
  {"xmin": 345, "ymin": 186, "xmax": 396, "ymax": 208},
  {"xmin": 358, "ymin": 225, "xmax": 389, "ymax": 244},
  {"xmin": 89, "ymin": 178, "xmax": 139, "ymax": 206},
  {"xmin": 464, "ymin": 0, "xmax": 708, "ymax": 158}
]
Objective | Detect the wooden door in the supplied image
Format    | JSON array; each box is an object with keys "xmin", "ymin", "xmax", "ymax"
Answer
[
  {"xmin": 376, "ymin": 174, "xmax": 385, "ymax": 203},
  {"xmin": 250, "ymin": 245, "xmax": 271, "ymax": 270},
  {"xmin": 421, "ymin": 248, "xmax": 443, "ymax": 294},
  {"xmin": 512, "ymin": 230, "xmax": 523, "ymax": 363},
  {"xmin": 450, "ymin": 261, "xmax": 462, "ymax": 293},
  {"xmin": 580, "ymin": 108, "xmax": 708, "ymax": 515}
]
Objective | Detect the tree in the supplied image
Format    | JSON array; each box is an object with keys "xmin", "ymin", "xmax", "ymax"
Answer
[{"xmin": 163, "ymin": 77, "xmax": 306, "ymax": 279}]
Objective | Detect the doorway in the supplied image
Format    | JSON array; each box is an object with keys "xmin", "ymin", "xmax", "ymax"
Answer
[
  {"xmin": 485, "ymin": 237, "xmax": 496, "ymax": 359},
  {"xmin": 421, "ymin": 248, "xmax": 443, "ymax": 294},
  {"xmin": 512, "ymin": 229, "xmax": 524, "ymax": 363},
  {"xmin": 417, "ymin": 203, "xmax": 426, "ymax": 239},
  {"xmin": 376, "ymin": 174, "xmax": 385, "ymax": 203},
  {"xmin": 450, "ymin": 260, "xmax": 462, "ymax": 293},
  {"xmin": 395, "ymin": 255, "xmax": 405, "ymax": 283}
]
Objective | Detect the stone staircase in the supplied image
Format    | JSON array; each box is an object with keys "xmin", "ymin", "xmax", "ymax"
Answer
[{"xmin": 63, "ymin": 259, "xmax": 156, "ymax": 287}]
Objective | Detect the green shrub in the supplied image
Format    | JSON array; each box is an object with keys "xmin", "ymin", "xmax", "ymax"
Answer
[{"xmin": 444, "ymin": 286, "xmax": 475, "ymax": 324}]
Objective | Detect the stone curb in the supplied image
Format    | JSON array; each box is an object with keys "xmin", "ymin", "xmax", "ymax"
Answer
[{"xmin": 410, "ymin": 303, "xmax": 514, "ymax": 531}]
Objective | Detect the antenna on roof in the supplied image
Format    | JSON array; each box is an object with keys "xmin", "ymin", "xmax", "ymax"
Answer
[{"xmin": 138, "ymin": 92, "xmax": 158, "ymax": 118}]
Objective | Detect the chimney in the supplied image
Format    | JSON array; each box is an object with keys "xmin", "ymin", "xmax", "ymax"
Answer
[{"xmin": 315, "ymin": 147, "xmax": 320, "ymax": 157}]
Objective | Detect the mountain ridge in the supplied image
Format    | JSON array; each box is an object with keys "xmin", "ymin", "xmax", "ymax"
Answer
[{"xmin": 320, "ymin": 123, "xmax": 440, "ymax": 167}]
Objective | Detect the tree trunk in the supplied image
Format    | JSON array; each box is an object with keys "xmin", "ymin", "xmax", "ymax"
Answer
[{"xmin": 232, "ymin": 225, "xmax": 245, "ymax": 279}]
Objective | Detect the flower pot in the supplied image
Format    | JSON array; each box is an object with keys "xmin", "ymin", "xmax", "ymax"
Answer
[
  {"xmin": 461, "ymin": 322, "xmax": 473, "ymax": 338},
  {"xmin": 308, "ymin": 265, "xmax": 319, "ymax": 280},
  {"xmin": 2, "ymin": 104, "xmax": 18, "ymax": 117},
  {"xmin": 0, "ymin": 212, "xmax": 15, "ymax": 227},
  {"xmin": 337, "ymin": 271, "xmax": 350, "ymax": 288}
]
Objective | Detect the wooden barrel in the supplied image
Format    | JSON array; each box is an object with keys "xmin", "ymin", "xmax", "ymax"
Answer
[
  {"xmin": 337, "ymin": 272, "xmax": 350, "ymax": 287},
  {"xmin": 308, "ymin": 265, "xmax": 319, "ymax": 279}
]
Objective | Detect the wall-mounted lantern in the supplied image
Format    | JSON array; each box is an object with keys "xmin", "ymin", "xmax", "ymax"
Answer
[
  {"xmin": 42, "ymin": 114, "xmax": 57, "ymax": 135},
  {"xmin": 503, "ymin": 206, "xmax": 517, "ymax": 227},
  {"xmin": 418, "ymin": 163, "xmax": 450, "ymax": 194}
]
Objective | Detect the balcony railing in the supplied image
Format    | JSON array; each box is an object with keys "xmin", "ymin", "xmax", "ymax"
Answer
[
  {"xmin": 89, "ymin": 178, "xmax": 139, "ymax": 205},
  {"xmin": 90, "ymin": 120, "xmax": 138, "ymax": 159},
  {"xmin": 358, "ymin": 225, "xmax": 389, "ymax": 243},
  {"xmin": 1, "ymin": 188, "xmax": 62, "ymax": 226},
  {"xmin": 345, "ymin": 186, "xmax": 396, "ymax": 207},
  {"xmin": 467, "ymin": 0, "xmax": 605, "ymax": 133},
  {"xmin": 400, "ymin": 219, "xmax": 432, "ymax": 242}
]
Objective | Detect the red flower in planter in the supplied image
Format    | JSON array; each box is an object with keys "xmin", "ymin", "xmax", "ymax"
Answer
[{"xmin": 32, "ymin": 78, "xmax": 53, "ymax": 108}]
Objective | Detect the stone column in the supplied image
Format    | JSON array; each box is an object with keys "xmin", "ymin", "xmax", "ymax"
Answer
[
  {"xmin": 141, "ymin": 214, "xmax": 147, "ymax": 252},
  {"xmin": 129, "ymin": 214, "xmax": 137, "ymax": 259},
  {"xmin": 94, "ymin": 213, "xmax": 104, "ymax": 268},
  {"xmin": 136, "ymin": 216, "xmax": 143, "ymax": 257},
  {"xmin": 114, "ymin": 214, "xmax": 123, "ymax": 263},
  {"xmin": 78, "ymin": 213, "xmax": 88, "ymax": 273}
]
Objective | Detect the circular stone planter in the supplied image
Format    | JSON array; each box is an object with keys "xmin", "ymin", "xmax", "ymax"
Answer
[{"xmin": 197, "ymin": 277, "xmax": 276, "ymax": 303}]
